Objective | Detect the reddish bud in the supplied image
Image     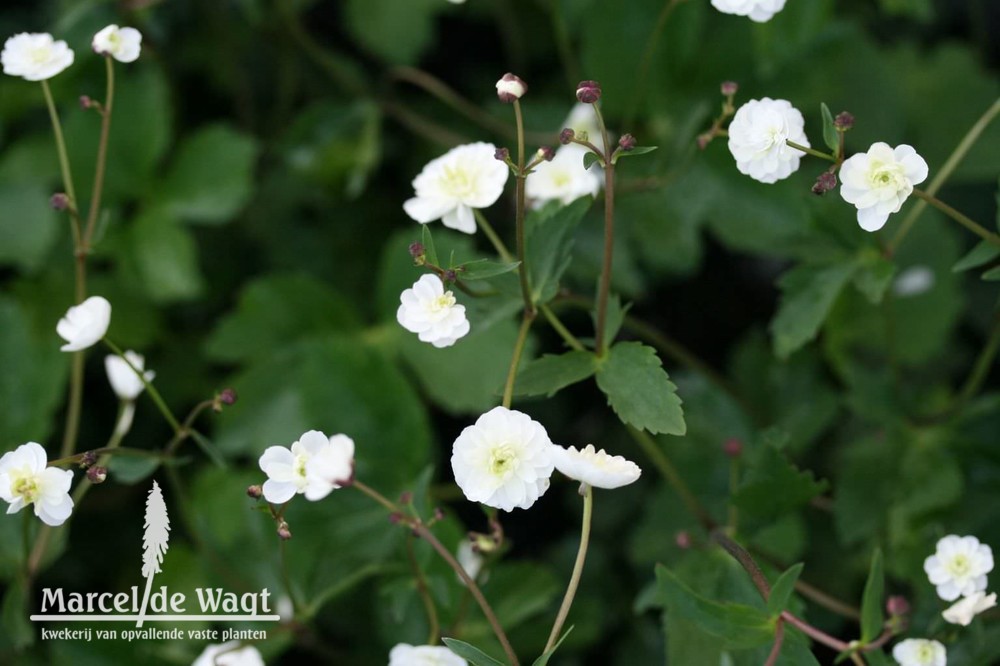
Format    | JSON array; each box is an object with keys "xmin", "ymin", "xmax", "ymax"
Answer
[
  {"xmin": 618, "ymin": 133, "xmax": 636, "ymax": 152},
  {"xmin": 78, "ymin": 450, "xmax": 98, "ymax": 468},
  {"xmin": 494, "ymin": 146, "xmax": 510, "ymax": 163},
  {"xmin": 389, "ymin": 512, "xmax": 403, "ymax": 524},
  {"xmin": 277, "ymin": 521, "xmax": 292, "ymax": 540},
  {"xmin": 219, "ymin": 388, "xmax": 238, "ymax": 405},
  {"xmin": 86, "ymin": 466, "xmax": 107, "ymax": 484},
  {"xmin": 247, "ymin": 485, "xmax": 263, "ymax": 500},
  {"xmin": 721, "ymin": 81, "xmax": 739, "ymax": 96},
  {"xmin": 408, "ymin": 242, "xmax": 425, "ymax": 259},
  {"xmin": 886, "ymin": 595, "xmax": 910, "ymax": 617},
  {"xmin": 496, "ymin": 73, "xmax": 527, "ymax": 103},
  {"xmin": 812, "ymin": 171, "xmax": 838, "ymax": 195},
  {"xmin": 675, "ymin": 531, "xmax": 692, "ymax": 549},
  {"xmin": 834, "ymin": 111, "xmax": 854, "ymax": 131},
  {"xmin": 559, "ymin": 128, "xmax": 575, "ymax": 145},
  {"xmin": 79, "ymin": 95, "xmax": 93, "ymax": 110},
  {"xmin": 443, "ymin": 269, "xmax": 458, "ymax": 282},
  {"xmin": 696, "ymin": 134, "xmax": 711, "ymax": 151},
  {"xmin": 576, "ymin": 80, "xmax": 602, "ymax": 104},
  {"xmin": 433, "ymin": 507, "xmax": 445, "ymax": 522},
  {"xmin": 537, "ymin": 146, "xmax": 555, "ymax": 162},
  {"xmin": 50, "ymin": 193, "xmax": 69, "ymax": 211},
  {"xmin": 723, "ymin": 438, "xmax": 743, "ymax": 458},
  {"xmin": 398, "ymin": 491, "xmax": 413, "ymax": 505}
]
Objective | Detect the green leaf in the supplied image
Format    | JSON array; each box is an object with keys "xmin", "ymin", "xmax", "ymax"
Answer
[
  {"xmin": 733, "ymin": 446, "xmax": 828, "ymax": 522},
  {"xmin": 421, "ymin": 223, "xmax": 439, "ymax": 267},
  {"xmin": 345, "ymin": 0, "xmax": 444, "ymax": 64},
  {"xmin": 655, "ymin": 564, "xmax": 774, "ymax": 649},
  {"xmin": 853, "ymin": 254, "xmax": 897, "ymax": 304},
  {"xmin": 613, "ymin": 145, "xmax": 658, "ymax": 163},
  {"xmin": 441, "ymin": 638, "xmax": 505, "ymax": 666},
  {"xmin": 767, "ymin": 563, "xmax": 803, "ymax": 617},
  {"xmin": 458, "ymin": 259, "xmax": 521, "ymax": 281},
  {"xmin": 865, "ymin": 649, "xmax": 893, "ymax": 665},
  {"xmin": 515, "ymin": 350, "xmax": 598, "ymax": 397},
  {"xmin": 770, "ymin": 261, "xmax": 858, "ymax": 358},
  {"xmin": 106, "ymin": 455, "xmax": 161, "ymax": 485},
  {"xmin": 527, "ymin": 197, "xmax": 592, "ymax": 303},
  {"xmin": 1, "ymin": 580, "xmax": 33, "ymax": 650},
  {"xmin": 159, "ymin": 125, "xmax": 258, "ymax": 224},
  {"xmin": 190, "ymin": 431, "xmax": 227, "ymax": 469},
  {"xmin": 595, "ymin": 342, "xmax": 685, "ymax": 435},
  {"xmin": 592, "ymin": 294, "xmax": 630, "ymax": 347},
  {"xmin": 0, "ymin": 184, "xmax": 58, "ymax": 272},
  {"xmin": 952, "ymin": 240, "xmax": 1000, "ymax": 272},
  {"xmin": 128, "ymin": 208, "xmax": 205, "ymax": 303},
  {"xmin": 532, "ymin": 626, "xmax": 574, "ymax": 666},
  {"xmin": 821, "ymin": 103, "xmax": 839, "ymax": 154},
  {"xmin": 860, "ymin": 548, "xmax": 884, "ymax": 644},
  {"xmin": 583, "ymin": 151, "xmax": 603, "ymax": 170},
  {"xmin": 981, "ymin": 265, "xmax": 1000, "ymax": 281}
]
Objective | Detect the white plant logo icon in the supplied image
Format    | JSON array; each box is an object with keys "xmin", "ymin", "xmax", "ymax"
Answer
[{"xmin": 136, "ymin": 480, "xmax": 170, "ymax": 627}]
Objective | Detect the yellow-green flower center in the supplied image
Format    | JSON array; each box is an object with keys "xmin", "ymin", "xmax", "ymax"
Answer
[
  {"xmin": 946, "ymin": 553, "xmax": 972, "ymax": 578},
  {"xmin": 440, "ymin": 165, "xmax": 475, "ymax": 199},
  {"xmin": 915, "ymin": 643, "xmax": 936, "ymax": 663},
  {"xmin": 489, "ymin": 444, "xmax": 517, "ymax": 477},
  {"xmin": 29, "ymin": 46, "xmax": 53, "ymax": 64},
  {"xmin": 12, "ymin": 473, "xmax": 40, "ymax": 504},
  {"xmin": 429, "ymin": 292, "xmax": 456, "ymax": 313}
]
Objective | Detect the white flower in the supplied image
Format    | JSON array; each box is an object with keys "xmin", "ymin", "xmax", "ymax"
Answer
[
  {"xmin": 526, "ymin": 145, "xmax": 601, "ymax": 207},
  {"xmin": 258, "ymin": 430, "xmax": 355, "ymax": 504},
  {"xmin": 192, "ymin": 642, "xmax": 264, "ymax": 666},
  {"xmin": 711, "ymin": 0, "xmax": 787, "ymax": 22},
  {"xmin": 105, "ymin": 351, "xmax": 155, "ymax": 401},
  {"xmin": 92, "ymin": 25, "xmax": 142, "ymax": 63},
  {"xmin": 396, "ymin": 274, "xmax": 470, "ymax": 348},
  {"xmin": 0, "ymin": 442, "xmax": 73, "ymax": 527},
  {"xmin": 727, "ymin": 98, "xmax": 809, "ymax": 184},
  {"xmin": 892, "ymin": 638, "xmax": 946, "ymax": 666},
  {"xmin": 942, "ymin": 590, "xmax": 997, "ymax": 626},
  {"xmin": 893, "ymin": 266, "xmax": 935, "ymax": 297},
  {"xmin": 551, "ymin": 444, "xmax": 642, "ymax": 489},
  {"xmin": 924, "ymin": 534, "xmax": 994, "ymax": 601},
  {"xmin": 388, "ymin": 643, "xmax": 467, "ymax": 666},
  {"xmin": 1, "ymin": 33, "xmax": 74, "ymax": 81},
  {"xmin": 57, "ymin": 296, "xmax": 111, "ymax": 352},
  {"xmin": 403, "ymin": 142, "xmax": 509, "ymax": 234},
  {"xmin": 456, "ymin": 540, "xmax": 484, "ymax": 586},
  {"xmin": 451, "ymin": 406, "xmax": 555, "ymax": 512},
  {"xmin": 839, "ymin": 143, "xmax": 929, "ymax": 232}
]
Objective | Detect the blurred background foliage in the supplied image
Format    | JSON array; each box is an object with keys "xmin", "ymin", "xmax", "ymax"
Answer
[{"xmin": 0, "ymin": 0, "xmax": 999, "ymax": 663}]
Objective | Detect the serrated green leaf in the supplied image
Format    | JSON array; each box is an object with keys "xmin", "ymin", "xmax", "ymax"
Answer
[
  {"xmin": 853, "ymin": 255, "xmax": 897, "ymax": 304},
  {"xmin": 860, "ymin": 548, "xmax": 884, "ymax": 644},
  {"xmin": 821, "ymin": 103, "xmax": 839, "ymax": 154},
  {"xmin": 421, "ymin": 224, "xmax": 439, "ymax": 267},
  {"xmin": 129, "ymin": 208, "xmax": 205, "ymax": 303},
  {"xmin": 532, "ymin": 625, "xmax": 574, "ymax": 666},
  {"xmin": 767, "ymin": 563, "xmax": 803, "ymax": 617},
  {"xmin": 527, "ymin": 197, "xmax": 592, "ymax": 303},
  {"xmin": 595, "ymin": 342, "xmax": 685, "ymax": 435},
  {"xmin": 953, "ymin": 240, "xmax": 1000, "ymax": 272},
  {"xmin": 458, "ymin": 259, "xmax": 521, "ymax": 281},
  {"xmin": 655, "ymin": 564, "xmax": 774, "ymax": 649},
  {"xmin": 515, "ymin": 350, "xmax": 597, "ymax": 397},
  {"xmin": 442, "ymin": 638, "xmax": 505, "ymax": 666},
  {"xmin": 770, "ymin": 261, "xmax": 858, "ymax": 358},
  {"xmin": 733, "ymin": 446, "xmax": 828, "ymax": 521}
]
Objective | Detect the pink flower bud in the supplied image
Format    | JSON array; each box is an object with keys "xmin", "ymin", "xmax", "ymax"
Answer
[
  {"xmin": 812, "ymin": 171, "xmax": 838, "ymax": 195},
  {"xmin": 247, "ymin": 485, "xmax": 263, "ymax": 500},
  {"xmin": 277, "ymin": 521, "xmax": 292, "ymax": 540},
  {"xmin": 723, "ymin": 438, "xmax": 743, "ymax": 458},
  {"xmin": 834, "ymin": 111, "xmax": 854, "ymax": 130},
  {"xmin": 721, "ymin": 81, "xmax": 739, "ymax": 96},
  {"xmin": 86, "ymin": 466, "xmax": 107, "ymax": 484},
  {"xmin": 537, "ymin": 146, "xmax": 555, "ymax": 162},
  {"xmin": 50, "ymin": 193, "xmax": 69, "ymax": 211},
  {"xmin": 494, "ymin": 146, "xmax": 510, "ymax": 162},
  {"xmin": 496, "ymin": 73, "xmax": 527, "ymax": 103},
  {"xmin": 576, "ymin": 80, "xmax": 602, "ymax": 104},
  {"xmin": 675, "ymin": 531, "xmax": 692, "ymax": 549},
  {"xmin": 886, "ymin": 595, "xmax": 910, "ymax": 617},
  {"xmin": 618, "ymin": 134, "xmax": 636, "ymax": 152},
  {"xmin": 559, "ymin": 128, "xmax": 575, "ymax": 145},
  {"xmin": 219, "ymin": 388, "xmax": 238, "ymax": 405}
]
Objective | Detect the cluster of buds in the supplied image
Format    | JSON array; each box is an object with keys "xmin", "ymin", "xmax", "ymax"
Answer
[
  {"xmin": 698, "ymin": 81, "xmax": 740, "ymax": 150},
  {"xmin": 76, "ymin": 450, "xmax": 107, "ymax": 484},
  {"xmin": 811, "ymin": 171, "xmax": 838, "ymax": 196},
  {"xmin": 408, "ymin": 241, "xmax": 426, "ymax": 267}
]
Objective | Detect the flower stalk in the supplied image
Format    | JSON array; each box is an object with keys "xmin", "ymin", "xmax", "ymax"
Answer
[{"xmin": 544, "ymin": 484, "xmax": 593, "ymax": 653}]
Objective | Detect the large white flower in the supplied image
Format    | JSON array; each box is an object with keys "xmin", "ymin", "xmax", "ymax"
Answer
[
  {"xmin": 924, "ymin": 534, "xmax": 994, "ymax": 601},
  {"xmin": 397, "ymin": 274, "xmax": 470, "ymax": 348},
  {"xmin": 92, "ymin": 25, "xmax": 142, "ymax": 63},
  {"xmin": 839, "ymin": 143, "xmax": 929, "ymax": 232},
  {"xmin": 192, "ymin": 642, "xmax": 264, "ymax": 666},
  {"xmin": 451, "ymin": 407, "xmax": 555, "ymax": 512},
  {"xmin": 727, "ymin": 98, "xmax": 809, "ymax": 184},
  {"xmin": 57, "ymin": 296, "xmax": 111, "ymax": 352},
  {"xmin": 105, "ymin": 351, "xmax": 155, "ymax": 401},
  {"xmin": 711, "ymin": 0, "xmax": 787, "ymax": 22},
  {"xmin": 526, "ymin": 145, "xmax": 600, "ymax": 207},
  {"xmin": 891, "ymin": 638, "xmax": 946, "ymax": 666},
  {"xmin": 551, "ymin": 444, "xmax": 641, "ymax": 489},
  {"xmin": 258, "ymin": 431, "xmax": 355, "ymax": 504},
  {"xmin": 0, "ymin": 442, "xmax": 73, "ymax": 527},
  {"xmin": 403, "ymin": 142, "xmax": 509, "ymax": 234},
  {"xmin": 1, "ymin": 32, "xmax": 74, "ymax": 81},
  {"xmin": 942, "ymin": 590, "xmax": 997, "ymax": 626},
  {"xmin": 388, "ymin": 643, "xmax": 467, "ymax": 666}
]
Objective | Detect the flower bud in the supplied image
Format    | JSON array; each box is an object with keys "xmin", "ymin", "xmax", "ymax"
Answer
[
  {"xmin": 494, "ymin": 146, "xmax": 510, "ymax": 163},
  {"xmin": 50, "ymin": 193, "xmax": 69, "ymax": 211},
  {"xmin": 537, "ymin": 146, "xmax": 555, "ymax": 162},
  {"xmin": 723, "ymin": 438, "xmax": 743, "ymax": 458},
  {"xmin": 398, "ymin": 491, "xmax": 413, "ymax": 505},
  {"xmin": 696, "ymin": 133, "xmax": 711, "ymax": 151},
  {"xmin": 219, "ymin": 388, "xmax": 238, "ymax": 405},
  {"xmin": 389, "ymin": 512, "xmax": 403, "ymax": 524},
  {"xmin": 720, "ymin": 81, "xmax": 739, "ymax": 96},
  {"xmin": 443, "ymin": 269, "xmax": 458, "ymax": 283},
  {"xmin": 408, "ymin": 242, "xmax": 425, "ymax": 260},
  {"xmin": 811, "ymin": 171, "xmax": 838, "ymax": 195},
  {"xmin": 78, "ymin": 450, "xmax": 98, "ymax": 468},
  {"xmin": 495, "ymin": 73, "xmax": 527, "ymax": 103},
  {"xmin": 277, "ymin": 520, "xmax": 292, "ymax": 540},
  {"xmin": 576, "ymin": 80, "xmax": 602, "ymax": 104},
  {"xmin": 433, "ymin": 507, "xmax": 445, "ymax": 522},
  {"xmin": 86, "ymin": 465, "xmax": 107, "ymax": 484},
  {"xmin": 618, "ymin": 133, "xmax": 636, "ymax": 152},
  {"xmin": 834, "ymin": 111, "xmax": 854, "ymax": 131},
  {"xmin": 559, "ymin": 128, "xmax": 575, "ymax": 145},
  {"xmin": 886, "ymin": 595, "xmax": 910, "ymax": 617},
  {"xmin": 675, "ymin": 531, "xmax": 692, "ymax": 549},
  {"xmin": 79, "ymin": 95, "xmax": 93, "ymax": 110},
  {"xmin": 247, "ymin": 484, "xmax": 263, "ymax": 500}
]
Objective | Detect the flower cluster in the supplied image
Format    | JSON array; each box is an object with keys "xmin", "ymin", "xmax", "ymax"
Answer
[
  {"xmin": 258, "ymin": 430, "xmax": 356, "ymax": 504},
  {"xmin": 2, "ymin": 24, "xmax": 142, "ymax": 82}
]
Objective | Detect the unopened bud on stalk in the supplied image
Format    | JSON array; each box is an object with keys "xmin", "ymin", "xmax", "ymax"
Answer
[
  {"xmin": 834, "ymin": 111, "xmax": 855, "ymax": 131},
  {"xmin": 618, "ymin": 134, "xmax": 637, "ymax": 152},
  {"xmin": 50, "ymin": 193, "xmax": 69, "ymax": 211},
  {"xmin": 79, "ymin": 450, "xmax": 98, "ymax": 468},
  {"xmin": 495, "ymin": 73, "xmax": 527, "ymax": 103},
  {"xmin": 277, "ymin": 521, "xmax": 292, "ymax": 540},
  {"xmin": 537, "ymin": 146, "xmax": 555, "ymax": 162},
  {"xmin": 86, "ymin": 466, "xmax": 107, "ymax": 484},
  {"xmin": 247, "ymin": 485, "xmax": 263, "ymax": 500},
  {"xmin": 723, "ymin": 438, "xmax": 743, "ymax": 458},
  {"xmin": 559, "ymin": 128, "xmax": 575, "ymax": 145},
  {"xmin": 494, "ymin": 146, "xmax": 510, "ymax": 163},
  {"xmin": 443, "ymin": 269, "xmax": 458, "ymax": 283},
  {"xmin": 886, "ymin": 595, "xmax": 910, "ymax": 617},
  {"xmin": 398, "ymin": 491, "xmax": 413, "ymax": 505},
  {"xmin": 675, "ymin": 531, "xmax": 692, "ymax": 549},
  {"xmin": 696, "ymin": 133, "xmax": 711, "ymax": 151},
  {"xmin": 79, "ymin": 95, "xmax": 93, "ymax": 110},
  {"xmin": 433, "ymin": 507, "xmax": 445, "ymax": 522},
  {"xmin": 811, "ymin": 171, "xmax": 838, "ymax": 195},
  {"xmin": 720, "ymin": 81, "xmax": 739, "ymax": 96},
  {"xmin": 576, "ymin": 80, "xmax": 602, "ymax": 104}
]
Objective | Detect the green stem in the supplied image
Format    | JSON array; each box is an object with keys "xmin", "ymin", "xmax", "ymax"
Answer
[
  {"xmin": 513, "ymin": 101, "xmax": 534, "ymax": 314},
  {"xmin": 60, "ymin": 353, "xmax": 84, "ymax": 458},
  {"xmin": 502, "ymin": 313, "xmax": 536, "ymax": 408},
  {"xmin": 910, "ymin": 188, "xmax": 1000, "ymax": 247},
  {"xmin": 628, "ymin": 427, "xmax": 716, "ymax": 530},
  {"xmin": 890, "ymin": 97, "xmax": 1000, "ymax": 253},
  {"xmin": 540, "ymin": 304, "xmax": 586, "ymax": 351},
  {"xmin": 406, "ymin": 535, "xmax": 441, "ymax": 645},
  {"xmin": 785, "ymin": 140, "xmax": 835, "ymax": 162},
  {"xmin": 474, "ymin": 209, "xmax": 514, "ymax": 263},
  {"xmin": 592, "ymin": 103, "xmax": 616, "ymax": 355},
  {"xmin": 83, "ymin": 57, "xmax": 115, "ymax": 248},
  {"xmin": 544, "ymin": 484, "xmax": 593, "ymax": 653},
  {"xmin": 727, "ymin": 457, "xmax": 739, "ymax": 530},
  {"xmin": 104, "ymin": 340, "xmax": 183, "ymax": 435},
  {"xmin": 40, "ymin": 80, "xmax": 79, "ymax": 229}
]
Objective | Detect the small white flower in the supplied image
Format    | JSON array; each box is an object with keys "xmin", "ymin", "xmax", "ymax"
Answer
[
  {"xmin": 891, "ymin": 638, "xmax": 946, "ymax": 666},
  {"xmin": 105, "ymin": 351, "xmax": 155, "ymax": 401},
  {"xmin": 0, "ymin": 442, "xmax": 74, "ymax": 527},
  {"xmin": 711, "ymin": 0, "xmax": 787, "ymax": 22},
  {"xmin": 893, "ymin": 266, "xmax": 935, "ymax": 297},
  {"xmin": 840, "ymin": 142, "xmax": 929, "ymax": 232},
  {"xmin": 451, "ymin": 407, "xmax": 555, "ymax": 512},
  {"xmin": 551, "ymin": 444, "xmax": 642, "ymax": 489},
  {"xmin": 1, "ymin": 32, "xmax": 74, "ymax": 81},
  {"xmin": 258, "ymin": 430, "xmax": 355, "ymax": 504},
  {"xmin": 397, "ymin": 274, "xmax": 470, "ymax": 348},
  {"xmin": 403, "ymin": 142, "xmax": 509, "ymax": 234},
  {"xmin": 456, "ymin": 539, "xmax": 484, "ymax": 586},
  {"xmin": 92, "ymin": 25, "xmax": 142, "ymax": 63},
  {"xmin": 526, "ymin": 145, "xmax": 601, "ymax": 207},
  {"xmin": 192, "ymin": 642, "xmax": 264, "ymax": 666},
  {"xmin": 924, "ymin": 534, "xmax": 994, "ymax": 601},
  {"xmin": 388, "ymin": 643, "xmax": 467, "ymax": 666},
  {"xmin": 495, "ymin": 72, "xmax": 527, "ymax": 102},
  {"xmin": 727, "ymin": 98, "xmax": 809, "ymax": 184},
  {"xmin": 57, "ymin": 296, "xmax": 111, "ymax": 352},
  {"xmin": 942, "ymin": 590, "xmax": 997, "ymax": 626}
]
